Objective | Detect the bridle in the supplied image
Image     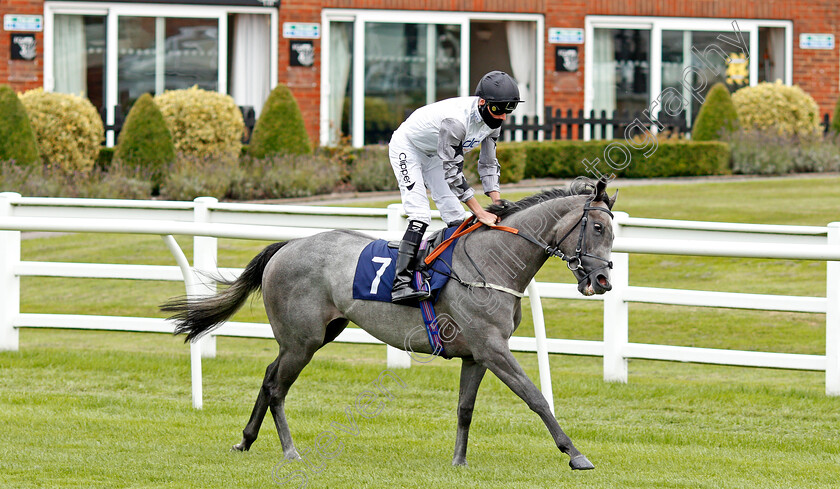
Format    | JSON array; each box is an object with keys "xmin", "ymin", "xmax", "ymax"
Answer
[
  {"xmin": 431, "ymin": 197, "xmax": 614, "ymax": 296},
  {"xmin": 504, "ymin": 198, "xmax": 614, "ymax": 287}
]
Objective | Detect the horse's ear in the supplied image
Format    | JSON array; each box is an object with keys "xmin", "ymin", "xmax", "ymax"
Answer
[
  {"xmin": 595, "ymin": 177, "xmax": 607, "ymax": 198},
  {"xmin": 607, "ymin": 189, "xmax": 619, "ymax": 210}
]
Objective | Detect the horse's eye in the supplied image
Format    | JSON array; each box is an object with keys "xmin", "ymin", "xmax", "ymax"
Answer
[{"xmin": 593, "ymin": 223, "xmax": 603, "ymax": 234}]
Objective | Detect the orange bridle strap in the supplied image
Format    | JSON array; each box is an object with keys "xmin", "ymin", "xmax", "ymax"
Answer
[{"xmin": 422, "ymin": 217, "xmax": 521, "ymax": 266}]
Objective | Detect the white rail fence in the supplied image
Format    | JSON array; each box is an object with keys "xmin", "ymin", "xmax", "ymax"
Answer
[{"xmin": 1, "ymin": 192, "xmax": 838, "ymax": 413}]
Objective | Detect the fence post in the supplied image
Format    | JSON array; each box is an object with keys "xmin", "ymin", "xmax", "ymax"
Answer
[
  {"xmin": 540, "ymin": 105, "xmax": 551, "ymax": 141},
  {"xmin": 193, "ymin": 197, "xmax": 218, "ymax": 359},
  {"xmin": 161, "ymin": 235, "xmax": 203, "ymax": 409},
  {"xmin": 0, "ymin": 192, "xmax": 21, "ymax": 352},
  {"xmin": 385, "ymin": 204, "xmax": 413, "ymax": 368},
  {"xmin": 527, "ymin": 280, "xmax": 555, "ymax": 415},
  {"xmin": 603, "ymin": 211, "xmax": 629, "ymax": 382},
  {"xmin": 827, "ymin": 222, "xmax": 840, "ymax": 395}
]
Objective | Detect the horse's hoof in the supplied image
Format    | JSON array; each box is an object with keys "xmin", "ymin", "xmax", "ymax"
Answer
[
  {"xmin": 231, "ymin": 443, "xmax": 247, "ymax": 452},
  {"xmin": 451, "ymin": 458, "xmax": 468, "ymax": 467},
  {"xmin": 569, "ymin": 455, "xmax": 594, "ymax": 470}
]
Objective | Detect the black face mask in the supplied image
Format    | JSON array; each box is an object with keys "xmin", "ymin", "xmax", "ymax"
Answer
[{"xmin": 478, "ymin": 103, "xmax": 503, "ymax": 129}]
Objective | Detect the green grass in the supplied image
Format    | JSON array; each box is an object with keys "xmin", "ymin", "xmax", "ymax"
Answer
[
  {"xmin": 3, "ymin": 175, "xmax": 840, "ymax": 487},
  {"xmin": 2, "ymin": 329, "xmax": 839, "ymax": 489}
]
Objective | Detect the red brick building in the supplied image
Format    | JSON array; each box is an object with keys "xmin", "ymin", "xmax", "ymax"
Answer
[{"xmin": 1, "ymin": 1, "xmax": 837, "ymax": 146}]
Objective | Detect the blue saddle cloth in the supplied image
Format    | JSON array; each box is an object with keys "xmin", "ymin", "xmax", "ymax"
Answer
[{"xmin": 352, "ymin": 227, "xmax": 458, "ymax": 307}]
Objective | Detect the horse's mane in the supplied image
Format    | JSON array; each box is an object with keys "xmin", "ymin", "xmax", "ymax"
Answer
[{"xmin": 486, "ymin": 178, "xmax": 600, "ymax": 219}]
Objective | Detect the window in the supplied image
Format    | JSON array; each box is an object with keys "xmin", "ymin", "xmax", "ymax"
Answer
[
  {"xmin": 661, "ymin": 30, "xmax": 737, "ymax": 127},
  {"xmin": 52, "ymin": 14, "xmax": 106, "ymax": 114},
  {"xmin": 45, "ymin": 2, "xmax": 278, "ymax": 145},
  {"xmin": 585, "ymin": 16, "xmax": 792, "ymax": 138},
  {"xmin": 321, "ymin": 10, "xmax": 543, "ymax": 147},
  {"xmin": 592, "ymin": 28, "xmax": 650, "ymax": 138},
  {"xmin": 758, "ymin": 27, "xmax": 786, "ymax": 84},
  {"xmin": 117, "ymin": 16, "xmax": 219, "ymax": 109},
  {"xmin": 361, "ymin": 22, "xmax": 462, "ymax": 144}
]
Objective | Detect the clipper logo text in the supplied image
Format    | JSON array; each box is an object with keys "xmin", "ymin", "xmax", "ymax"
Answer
[{"xmin": 398, "ymin": 153, "xmax": 415, "ymax": 191}]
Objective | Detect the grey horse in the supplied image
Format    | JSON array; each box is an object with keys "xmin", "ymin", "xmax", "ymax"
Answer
[{"xmin": 161, "ymin": 177, "xmax": 617, "ymax": 471}]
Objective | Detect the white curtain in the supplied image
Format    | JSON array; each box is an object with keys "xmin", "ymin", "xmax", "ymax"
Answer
[
  {"xmin": 231, "ymin": 14, "xmax": 270, "ymax": 117},
  {"xmin": 505, "ymin": 21, "xmax": 536, "ymax": 118},
  {"xmin": 592, "ymin": 28, "xmax": 616, "ymax": 139},
  {"xmin": 328, "ymin": 23, "xmax": 352, "ymax": 146},
  {"xmin": 54, "ymin": 15, "xmax": 86, "ymax": 96},
  {"xmin": 766, "ymin": 28, "xmax": 786, "ymax": 83}
]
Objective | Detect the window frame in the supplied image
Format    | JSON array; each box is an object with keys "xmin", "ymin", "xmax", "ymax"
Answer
[
  {"xmin": 44, "ymin": 1, "xmax": 279, "ymax": 145},
  {"xmin": 320, "ymin": 8, "xmax": 545, "ymax": 147},
  {"xmin": 584, "ymin": 15, "xmax": 793, "ymax": 137}
]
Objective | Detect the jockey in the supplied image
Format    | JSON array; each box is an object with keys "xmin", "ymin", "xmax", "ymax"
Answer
[{"xmin": 388, "ymin": 70, "xmax": 522, "ymax": 304}]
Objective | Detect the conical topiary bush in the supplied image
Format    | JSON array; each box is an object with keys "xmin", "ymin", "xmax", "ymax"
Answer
[
  {"xmin": 0, "ymin": 84, "xmax": 40, "ymax": 165},
  {"xmin": 692, "ymin": 83, "xmax": 739, "ymax": 141},
  {"xmin": 248, "ymin": 84, "xmax": 312, "ymax": 158},
  {"xmin": 114, "ymin": 93, "xmax": 175, "ymax": 190}
]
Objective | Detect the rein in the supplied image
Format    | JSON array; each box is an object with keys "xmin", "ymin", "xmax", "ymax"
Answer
[{"xmin": 422, "ymin": 199, "xmax": 614, "ymax": 297}]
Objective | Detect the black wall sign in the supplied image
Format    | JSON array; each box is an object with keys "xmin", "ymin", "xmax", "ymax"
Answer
[
  {"xmin": 289, "ymin": 41, "xmax": 314, "ymax": 67},
  {"xmin": 11, "ymin": 34, "xmax": 37, "ymax": 61},
  {"xmin": 555, "ymin": 46, "xmax": 579, "ymax": 72}
]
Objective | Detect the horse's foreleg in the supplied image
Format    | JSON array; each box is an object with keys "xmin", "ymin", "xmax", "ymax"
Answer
[
  {"xmin": 452, "ymin": 358, "xmax": 487, "ymax": 466},
  {"xmin": 232, "ymin": 356, "xmax": 279, "ymax": 452},
  {"xmin": 478, "ymin": 341, "xmax": 594, "ymax": 470}
]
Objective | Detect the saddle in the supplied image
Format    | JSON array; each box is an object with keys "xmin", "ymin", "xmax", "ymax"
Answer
[{"xmin": 352, "ymin": 225, "xmax": 463, "ymax": 306}]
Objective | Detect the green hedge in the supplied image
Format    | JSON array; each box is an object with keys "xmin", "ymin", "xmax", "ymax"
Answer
[{"xmin": 521, "ymin": 140, "xmax": 731, "ymax": 179}]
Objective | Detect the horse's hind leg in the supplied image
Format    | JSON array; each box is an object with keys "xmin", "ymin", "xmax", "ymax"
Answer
[
  {"xmin": 452, "ymin": 358, "xmax": 487, "ymax": 466},
  {"xmin": 266, "ymin": 339, "xmax": 321, "ymax": 460},
  {"xmin": 232, "ymin": 357, "xmax": 279, "ymax": 452},
  {"xmin": 477, "ymin": 339, "xmax": 594, "ymax": 470}
]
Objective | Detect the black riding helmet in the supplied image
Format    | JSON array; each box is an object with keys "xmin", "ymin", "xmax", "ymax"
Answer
[{"xmin": 474, "ymin": 71, "xmax": 523, "ymax": 116}]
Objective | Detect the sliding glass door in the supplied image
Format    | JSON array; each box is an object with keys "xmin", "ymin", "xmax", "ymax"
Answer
[
  {"xmin": 362, "ymin": 22, "xmax": 461, "ymax": 144},
  {"xmin": 322, "ymin": 10, "xmax": 543, "ymax": 147},
  {"xmin": 591, "ymin": 27, "xmax": 650, "ymax": 138}
]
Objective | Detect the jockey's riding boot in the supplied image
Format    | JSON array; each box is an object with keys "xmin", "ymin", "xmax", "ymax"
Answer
[{"xmin": 391, "ymin": 220, "xmax": 431, "ymax": 304}]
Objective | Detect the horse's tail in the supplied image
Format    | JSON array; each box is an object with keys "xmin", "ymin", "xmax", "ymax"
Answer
[{"xmin": 160, "ymin": 241, "xmax": 289, "ymax": 342}]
